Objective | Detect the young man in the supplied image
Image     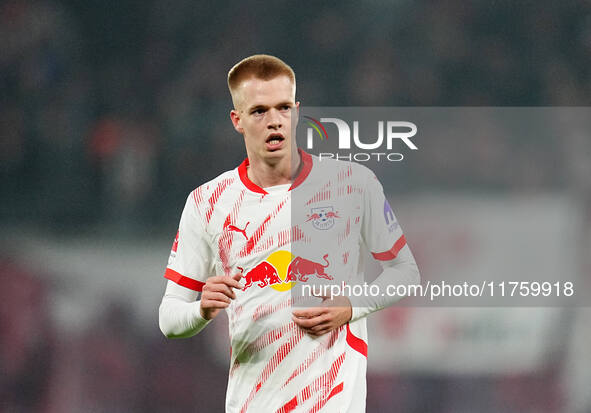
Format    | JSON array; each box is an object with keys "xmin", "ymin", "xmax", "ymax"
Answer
[{"xmin": 159, "ymin": 55, "xmax": 419, "ymax": 412}]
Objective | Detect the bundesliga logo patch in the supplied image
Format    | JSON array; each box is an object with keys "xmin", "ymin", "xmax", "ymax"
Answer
[
  {"xmin": 384, "ymin": 200, "xmax": 399, "ymax": 233},
  {"xmin": 307, "ymin": 206, "xmax": 339, "ymax": 230}
]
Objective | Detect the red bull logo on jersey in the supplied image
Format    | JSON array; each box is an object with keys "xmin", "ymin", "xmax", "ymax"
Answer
[
  {"xmin": 286, "ymin": 254, "xmax": 332, "ymax": 282},
  {"xmin": 306, "ymin": 206, "xmax": 339, "ymax": 230},
  {"xmin": 239, "ymin": 250, "xmax": 334, "ymax": 292}
]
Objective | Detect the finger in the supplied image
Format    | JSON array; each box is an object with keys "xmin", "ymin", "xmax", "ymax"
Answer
[
  {"xmin": 206, "ymin": 283, "xmax": 237, "ymax": 299},
  {"xmin": 292, "ymin": 307, "xmax": 327, "ymax": 318},
  {"xmin": 310, "ymin": 322, "xmax": 332, "ymax": 333},
  {"xmin": 292, "ymin": 314, "xmax": 327, "ymax": 329},
  {"xmin": 207, "ymin": 275, "xmax": 243, "ymax": 288},
  {"xmin": 202, "ymin": 292, "xmax": 232, "ymax": 304},
  {"xmin": 299, "ymin": 323, "xmax": 330, "ymax": 336},
  {"xmin": 206, "ymin": 276, "xmax": 243, "ymax": 292},
  {"xmin": 308, "ymin": 327, "xmax": 332, "ymax": 336},
  {"xmin": 201, "ymin": 299, "xmax": 230, "ymax": 309},
  {"xmin": 292, "ymin": 314, "xmax": 320, "ymax": 328},
  {"xmin": 220, "ymin": 276, "xmax": 244, "ymax": 290}
]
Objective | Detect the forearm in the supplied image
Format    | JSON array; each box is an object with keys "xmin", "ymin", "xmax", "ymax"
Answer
[
  {"xmin": 350, "ymin": 247, "xmax": 420, "ymax": 321},
  {"xmin": 159, "ymin": 281, "xmax": 211, "ymax": 338}
]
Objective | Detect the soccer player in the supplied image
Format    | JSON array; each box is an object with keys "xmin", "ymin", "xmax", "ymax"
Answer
[{"xmin": 159, "ymin": 54, "xmax": 420, "ymax": 412}]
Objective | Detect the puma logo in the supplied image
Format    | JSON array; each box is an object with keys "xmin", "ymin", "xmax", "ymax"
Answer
[{"xmin": 228, "ymin": 222, "xmax": 250, "ymax": 240}]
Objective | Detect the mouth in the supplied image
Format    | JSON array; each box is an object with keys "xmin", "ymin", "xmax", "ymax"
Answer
[{"xmin": 265, "ymin": 133, "xmax": 285, "ymax": 150}]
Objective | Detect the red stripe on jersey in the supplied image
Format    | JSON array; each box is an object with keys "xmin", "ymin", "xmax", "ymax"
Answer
[
  {"xmin": 192, "ymin": 186, "xmax": 205, "ymax": 208},
  {"xmin": 289, "ymin": 150, "xmax": 313, "ymax": 190},
  {"xmin": 279, "ymin": 396, "xmax": 298, "ymax": 413},
  {"xmin": 218, "ymin": 189, "xmax": 246, "ymax": 274},
  {"xmin": 240, "ymin": 329, "xmax": 306, "ymax": 413},
  {"xmin": 253, "ymin": 297, "xmax": 293, "ymax": 321},
  {"xmin": 205, "ymin": 178, "xmax": 234, "ymax": 223},
  {"xmin": 346, "ymin": 323, "xmax": 368, "ymax": 357},
  {"xmin": 279, "ymin": 351, "xmax": 346, "ymax": 413},
  {"xmin": 164, "ymin": 268, "xmax": 205, "ymax": 292},
  {"xmin": 251, "ymin": 235, "xmax": 275, "ymax": 255},
  {"xmin": 371, "ymin": 234, "xmax": 407, "ymax": 261},
  {"xmin": 244, "ymin": 323, "xmax": 296, "ymax": 357},
  {"xmin": 305, "ymin": 179, "xmax": 332, "ymax": 206},
  {"xmin": 253, "ymin": 296, "xmax": 307, "ymax": 321},
  {"xmin": 277, "ymin": 225, "xmax": 311, "ymax": 249},
  {"xmin": 337, "ymin": 217, "xmax": 351, "ymax": 245},
  {"xmin": 238, "ymin": 158, "xmax": 268, "ymax": 194},
  {"xmin": 282, "ymin": 327, "xmax": 342, "ymax": 388},
  {"xmin": 310, "ymin": 382, "xmax": 344, "ymax": 413},
  {"xmin": 337, "ymin": 164, "xmax": 352, "ymax": 182},
  {"xmin": 326, "ymin": 381, "xmax": 344, "ymax": 401},
  {"xmin": 240, "ymin": 198, "xmax": 286, "ymax": 257}
]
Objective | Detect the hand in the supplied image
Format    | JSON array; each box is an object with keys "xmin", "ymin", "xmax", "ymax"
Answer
[
  {"xmin": 200, "ymin": 273, "xmax": 243, "ymax": 320},
  {"xmin": 291, "ymin": 296, "xmax": 352, "ymax": 336}
]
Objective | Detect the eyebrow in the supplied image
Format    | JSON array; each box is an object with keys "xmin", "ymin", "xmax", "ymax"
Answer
[{"xmin": 247, "ymin": 101, "xmax": 294, "ymax": 113}]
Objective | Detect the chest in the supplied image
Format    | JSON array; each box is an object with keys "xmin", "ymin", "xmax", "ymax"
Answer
[{"xmin": 208, "ymin": 190, "xmax": 364, "ymax": 275}]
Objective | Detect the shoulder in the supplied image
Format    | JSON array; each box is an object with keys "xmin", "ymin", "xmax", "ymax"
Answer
[
  {"xmin": 187, "ymin": 168, "xmax": 240, "ymax": 212},
  {"xmin": 309, "ymin": 155, "xmax": 376, "ymax": 183}
]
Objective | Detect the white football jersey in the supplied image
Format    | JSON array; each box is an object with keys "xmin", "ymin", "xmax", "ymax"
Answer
[{"xmin": 164, "ymin": 150, "xmax": 407, "ymax": 412}]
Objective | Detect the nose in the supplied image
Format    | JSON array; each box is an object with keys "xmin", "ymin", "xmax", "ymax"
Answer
[{"xmin": 267, "ymin": 108, "xmax": 282, "ymax": 130}]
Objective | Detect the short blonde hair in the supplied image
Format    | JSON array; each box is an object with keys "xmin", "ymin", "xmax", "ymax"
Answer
[{"xmin": 228, "ymin": 54, "xmax": 295, "ymax": 107}]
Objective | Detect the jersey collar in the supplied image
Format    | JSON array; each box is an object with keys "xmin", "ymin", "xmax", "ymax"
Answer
[{"xmin": 237, "ymin": 149, "xmax": 313, "ymax": 195}]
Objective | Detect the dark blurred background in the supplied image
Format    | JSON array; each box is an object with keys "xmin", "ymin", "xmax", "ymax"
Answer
[{"xmin": 1, "ymin": 1, "xmax": 591, "ymax": 412}]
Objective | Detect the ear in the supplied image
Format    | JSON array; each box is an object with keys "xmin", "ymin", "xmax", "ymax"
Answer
[
  {"xmin": 230, "ymin": 109, "xmax": 243, "ymax": 134},
  {"xmin": 292, "ymin": 101, "xmax": 300, "ymax": 128}
]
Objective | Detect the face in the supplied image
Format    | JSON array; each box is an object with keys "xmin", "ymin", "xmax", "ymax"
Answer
[{"xmin": 230, "ymin": 75, "xmax": 299, "ymax": 165}]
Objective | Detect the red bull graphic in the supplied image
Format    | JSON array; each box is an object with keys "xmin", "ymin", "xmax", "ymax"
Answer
[
  {"xmin": 238, "ymin": 262, "xmax": 281, "ymax": 290},
  {"xmin": 286, "ymin": 254, "xmax": 332, "ymax": 282},
  {"xmin": 239, "ymin": 251, "xmax": 334, "ymax": 291}
]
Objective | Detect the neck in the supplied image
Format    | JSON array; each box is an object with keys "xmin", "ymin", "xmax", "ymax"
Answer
[{"xmin": 247, "ymin": 150, "xmax": 302, "ymax": 188}]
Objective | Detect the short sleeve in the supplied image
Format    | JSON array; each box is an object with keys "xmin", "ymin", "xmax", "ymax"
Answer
[
  {"xmin": 361, "ymin": 171, "xmax": 407, "ymax": 262},
  {"xmin": 163, "ymin": 191, "xmax": 215, "ymax": 291}
]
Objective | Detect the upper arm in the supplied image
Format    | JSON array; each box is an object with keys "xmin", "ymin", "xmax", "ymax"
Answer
[
  {"xmin": 162, "ymin": 280, "xmax": 199, "ymax": 303},
  {"xmin": 360, "ymin": 170, "xmax": 409, "ymax": 263},
  {"xmin": 163, "ymin": 191, "xmax": 215, "ymax": 292}
]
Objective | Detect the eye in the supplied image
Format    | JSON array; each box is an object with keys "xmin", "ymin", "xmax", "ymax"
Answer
[
  {"xmin": 280, "ymin": 105, "xmax": 290, "ymax": 111},
  {"xmin": 252, "ymin": 108, "xmax": 266, "ymax": 115}
]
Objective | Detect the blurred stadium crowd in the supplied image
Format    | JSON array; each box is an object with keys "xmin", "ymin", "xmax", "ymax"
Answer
[
  {"xmin": 2, "ymin": 0, "xmax": 591, "ymax": 412},
  {"xmin": 3, "ymin": 0, "xmax": 591, "ymax": 230}
]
